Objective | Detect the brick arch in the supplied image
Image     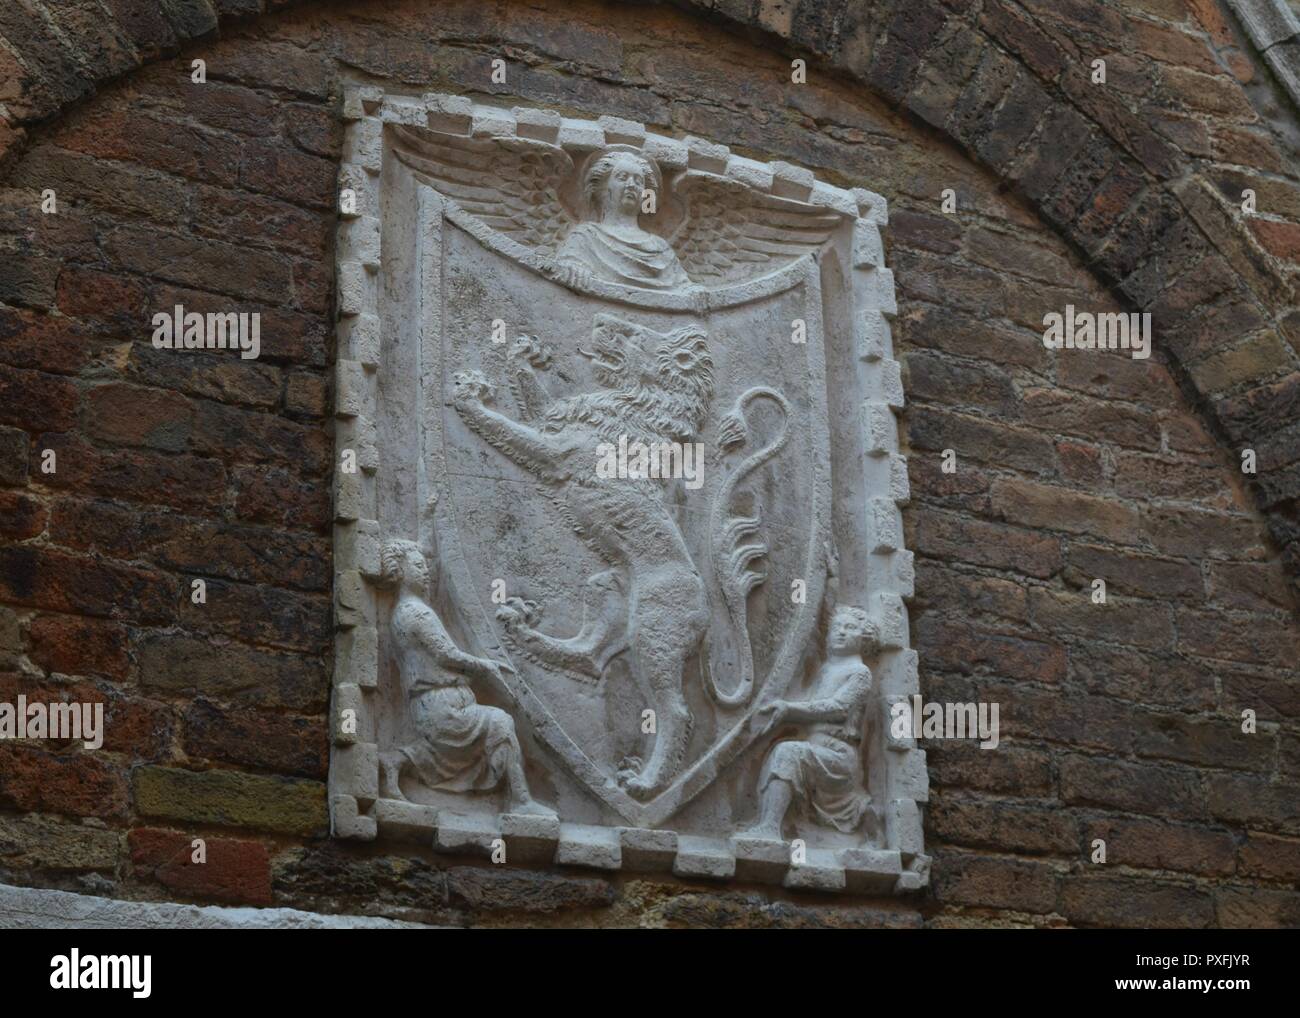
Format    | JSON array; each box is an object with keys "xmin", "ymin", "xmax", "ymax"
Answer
[{"xmin": 2, "ymin": 0, "xmax": 1298, "ymax": 586}]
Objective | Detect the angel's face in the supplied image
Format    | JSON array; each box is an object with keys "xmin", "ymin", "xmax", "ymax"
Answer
[{"xmin": 603, "ymin": 154, "xmax": 648, "ymax": 217}]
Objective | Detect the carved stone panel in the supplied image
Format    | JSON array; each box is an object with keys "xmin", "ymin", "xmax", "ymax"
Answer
[{"xmin": 329, "ymin": 89, "xmax": 926, "ymax": 893}]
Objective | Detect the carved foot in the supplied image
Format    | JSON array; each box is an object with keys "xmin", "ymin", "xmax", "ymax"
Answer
[
  {"xmin": 379, "ymin": 751, "xmax": 408, "ymax": 802},
  {"xmin": 509, "ymin": 797, "xmax": 556, "ymax": 817}
]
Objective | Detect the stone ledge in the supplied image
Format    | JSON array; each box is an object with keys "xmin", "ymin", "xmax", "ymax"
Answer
[
  {"xmin": 0, "ymin": 882, "xmax": 432, "ymax": 929},
  {"xmin": 371, "ymin": 802, "xmax": 929, "ymax": 894}
]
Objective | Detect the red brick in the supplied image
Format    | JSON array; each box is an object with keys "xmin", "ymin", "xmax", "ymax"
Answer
[
  {"xmin": 1060, "ymin": 754, "xmax": 1205, "ymax": 819},
  {"xmin": 912, "ymin": 510, "xmax": 1061, "ymax": 578},
  {"xmin": 0, "ymin": 744, "xmax": 127, "ymax": 818},
  {"xmin": 182, "ymin": 698, "xmax": 327, "ymax": 778},
  {"xmin": 1238, "ymin": 832, "xmax": 1300, "ymax": 882},
  {"xmin": 1176, "ymin": 608, "xmax": 1300, "ymax": 664},
  {"xmin": 992, "ymin": 478, "xmax": 1140, "ymax": 544},
  {"xmin": 918, "ymin": 617, "xmax": 1067, "ymax": 682},
  {"xmin": 1061, "ymin": 875, "xmax": 1213, "ymax": 928},
  {"xmin": 238, "ymin": 138, "xmax": 336, "ymax": 210},
  {"xmin": 926, "ymin": 742, "xmax": 1054, "ymax": 796},
  {"xmin": 55, "ymin": 267, "xmax": 150, "ymax": 326},
  {"xmin": 1086, "ymin": 817, "xmax": 1235, "ymax": 876},
  {"xmin": 129, "ymin": 827, "xmax": 273, "ymax": 905},
  {"xmin": 929, "ymin": 796, "xmax": 1078, "ymax": 854},
  {"xmin": 27, "ymin": 613, "xmax": 129, "ymax": 678},
  {"xmin": 1250, "ymin": 218, "xmax": 1300, "ymax": 262},
  {"xmin": 0, "ymin": 673, "xmax": 171, "ymax": 758},
  {"xmin": 0, "ymin": 307, "xmax": 94, "ymax": 374},
  {"xmin": 0, "ymin": 545, "xmax": 177, "ymax": 623},
  {"xmin": 37, "ymin": 433, "xmax": 226, "ymax": 515},
  {"xmin": 931, "ymin": 851, "xmax": 1059, "ymax": 912},
  {"xmin": 179, "ymin": 577, "xmax": 331, "ymax": 654},
  {"xmin": 0, "ymin": 364, "xmax": 78, "ymax": 432},
  {"xmin": 0, "ymin": 491, "xmax": 45, "ymax": 540},
  {"xmin": 1065, "ymin": 543, "xmax": 1202, "ymax": 600},
  {"xmin": 59, "ymin": 107, "xmax": 238, "ymax": 183},
  {"xmin": 135, "ymin": 630, "xmax": 327, "ymax": 711},
  {"xmin": 83, "ymin": 383, "xmax": 194, "ymax": 452}
]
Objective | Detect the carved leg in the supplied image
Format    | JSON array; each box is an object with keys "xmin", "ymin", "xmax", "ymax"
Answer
[
  {"xmin": 743, "ymin": 777, "xmax": 793, "ymax": 839},
  {"xmin": 492, "ymin": 710, "xmax": 555, "ymax": 817},
  {"xmin": 621, "ymin": 567, "xmax": 708, "ymax": 798}
]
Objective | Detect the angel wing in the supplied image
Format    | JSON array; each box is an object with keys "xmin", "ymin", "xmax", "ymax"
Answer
[
  {"xmin": 670, "ymin": 174, "xmax": 843, "ymax": 285},
  {"xmin": 389, "ymin": 125, "xmax": 576, "ymax": 256}
]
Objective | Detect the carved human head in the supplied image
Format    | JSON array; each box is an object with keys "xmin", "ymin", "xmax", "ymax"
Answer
[
  {"xmin": 829, "ymin": 605, "xmax": 875, "ymax": 656},
  {"xmin": 584, "ymin": 150, "xmax": 658, "ymax": 220},
  {"xmin": 380, "ymin": 538, "xmax": 429, "ymax": 593}
]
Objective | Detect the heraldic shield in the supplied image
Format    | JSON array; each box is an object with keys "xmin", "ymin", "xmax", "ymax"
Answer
[{"xmin": 330, "ymin": 90, "xmax": 929, "ymax": 893}]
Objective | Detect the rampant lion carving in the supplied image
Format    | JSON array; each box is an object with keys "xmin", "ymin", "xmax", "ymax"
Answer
[{"xmin": 450, "ymin": 314, "xmax": 716, "ymax": 797}]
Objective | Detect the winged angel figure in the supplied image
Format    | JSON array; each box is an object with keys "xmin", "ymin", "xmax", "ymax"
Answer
[
  {"xmin": 389, "ymin": 124, "xmax": 842, "ymax": 290},
  {"xmin": 391, "ymin": 121, "xmax": 842, "ymax": 799}
]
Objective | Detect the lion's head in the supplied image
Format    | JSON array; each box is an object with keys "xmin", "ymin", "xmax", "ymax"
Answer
[{"xmin": 554, "ymin": 314, "xmax": 713, "ymax": 441}]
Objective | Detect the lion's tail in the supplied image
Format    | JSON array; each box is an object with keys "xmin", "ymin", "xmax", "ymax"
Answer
[{"xmin": 701, "ymin": 387, "xmax": 790, "ymax": 709}]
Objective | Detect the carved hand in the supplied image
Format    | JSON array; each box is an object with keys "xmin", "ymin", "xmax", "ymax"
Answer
[
  {"xmin": 549, "ymin": 259, "xmax": 594, "ymax": 291},
  {"xmin": 480, "ymin": 657, "xmax": 516, "ymax": 683},
  {"xmin": 754, "ymin": 699, "xmax": 788, "ymax": 734}
]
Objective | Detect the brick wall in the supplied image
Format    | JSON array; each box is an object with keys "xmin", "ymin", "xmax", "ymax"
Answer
[{"xmin": 0, "ymin": 0, "xmax": 1297, "ymax": 927}]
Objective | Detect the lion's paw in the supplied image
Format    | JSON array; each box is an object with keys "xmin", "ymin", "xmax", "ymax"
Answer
[{"xmin": 450, "ymin": 369, "xmax": 495, "ymax": 406}]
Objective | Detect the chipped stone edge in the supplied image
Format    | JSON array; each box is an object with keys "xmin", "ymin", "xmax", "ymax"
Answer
[
  {"xmin": 331, "ymin": 88, "xmax": 928, "ymax": 893},
  {"xmin": 1226, "ymin": 0, "xmax": 1300, "ymax": 107},
  {"xmin": 0, "ymin": 882, "xmax": 432, "ymax": 929}
]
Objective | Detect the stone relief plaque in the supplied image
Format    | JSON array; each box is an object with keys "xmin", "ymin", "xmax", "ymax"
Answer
[{"xmin": 329, "ymin": 88, "xmax": 927, "ymax": 893}]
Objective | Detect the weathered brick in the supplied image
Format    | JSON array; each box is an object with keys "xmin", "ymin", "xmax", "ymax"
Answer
[
  {"xmin": 931, "ymin": 851, "xmax": 1058, "ymax": 912},
  {"xmin": 1060, "ymin": 754, "xmax": 1205, "ymax": 819},
  {"xmin": 178, "ymin": 577, "xmax": 331, "ymax": 653},
  {"xmin": 83, "ymin": 383, "xmax": 194, "ymax": 453},
  {"xmin": 909, "ymin": 407, "xmax": 1055, "ymax": 475},
  {"xmin": 904, "ymin": 350, "xmax": 1017, "ymax": 415},
  {"xmin": 1065, "ymin": 543, "xmax": 1202, "ymax": 600},
  {"xmin": 27, "ymin": 613, "xmax": 129, "ymax": 678},
  {"xmin": 992, "ymin": 478, "xmax": 1140, "ymax": 544},
  {"xmin": 133, "ymin": 765, "xmax": 327, "ymax": 836},
  {"xmin": 1216, "ymin": 886, "xmax": 1300, "ymax": 927},
  {"xmin": 928, "ymin": 796, "xmax": 1078, "ymax": 854},
  {"xmin": 0, "ymin": 745, "xmax": 128, "ymax": 818},
  {"xmin": 1061, "ymin": 875, "xmax": 1213, "ymax": 928},
  {"xmin": 1133, "ymin": 710, "xmax": 1274, "ymax": 771},
  {"xmin": 182, "ymin": 697, "xmax": 327, "ymax": 778},
  {"xmin": 1086, "ymin": 817, "xmax": 1235, "ymax": 876},
  {"xmin": 37, "ymin": 433, "xmax": 226, "ymax": 514},
  {"xmin": 0, "ymin": 364, "xmax": 78, "ymax": 432},
  {"xmin": 1238, "ymin": 832, "xmax": 1300, "ymax": 882},
  {"xmin": 0, "ymin": 813, "xmax": 120, "ymax": 871},
  {"xmin": 129, "ymin": 827, "xmax": 272, "ymax": 905},
  {"xmin": 0, "ymin": 491, "xmax": 44, "ymax": 540},
  {"xmin": 1176, "ymin": 607, "xmax": 1300, "ymax": 664},
  {"xmin": 912, "ymin": 510, "xmax": 1061, "ymax": 578},
  {"xmin": 926, "ymin": 742, "xmax": 1053, "ymax": 796},
  {"xmin": 136, "ymin": 630, "xmax": 327, "ymax": 711},
  {"xmin": 1206, "ymin": 773, "xmax": 1300, "ymax": 834},
  {"xmin": 0, "ymin": 545, "xmax": 177, "ymax": 623},
  {"xmin": 917, "ymin": 616, "xmax": 1067, "ymax": 682}
]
